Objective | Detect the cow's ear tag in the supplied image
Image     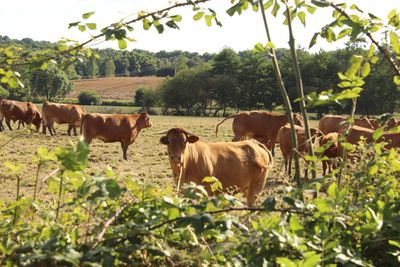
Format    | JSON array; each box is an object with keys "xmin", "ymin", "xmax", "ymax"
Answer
[
  {"xmin": 187, "ymin": 135, "xmax": 199, "ymax": 143},
  {"xmin": 160, "ymin": 136, "xmax": 169, "ymax": 144}
]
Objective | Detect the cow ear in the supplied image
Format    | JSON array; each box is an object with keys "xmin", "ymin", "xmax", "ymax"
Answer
[
  {"xmin": 160, "ymin": 136, "xmax": 169, "ymax": 145},
  {"xmin": 187, "ymin": 135, "xmax": 200, "ymax": 143}
]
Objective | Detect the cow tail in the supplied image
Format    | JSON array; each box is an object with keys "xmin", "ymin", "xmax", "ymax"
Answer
[
  {"xmin": 215, "ymin": 114, "xmax": 236, "ymax": 137},
  {"xmin": 255, "ymin": 141, "xmax": 274, "ymax": 169}
]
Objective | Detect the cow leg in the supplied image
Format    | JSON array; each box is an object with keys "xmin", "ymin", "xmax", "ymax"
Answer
[
  {"xmin": 67, "ymin": 125, "xmax": 72, "ymax": 136},
  {"xmin": 48, "ymin": 125, "xmax": 54, "ymax": 136},
  {"xmin": 73, "ymin": 126, "xmax": 78, "ymax": 136},
  {"xmin": 247, "ymin": 175, "xmax": 267, "ymax": 207},
  {"xmin": 5, "ymin": 119, "xmax": 12, "ymax": 130},
  {"xmin": 0, "ymin": 121, "xmax": 3, "ymax": 131},
  {"xmin": 322, "ymin": 161, "xmax": 327, "ymax": 176},
  {"xmin": 42, "ymin": 121, "xmax": 47, "ymax": 135},
  {"xmin": 121, "ymin": 142, "xmax": 129, "ymax": 160},
  {"xmin": 288, "ymin": 156, "xmax": 292, "ymax": 176}
]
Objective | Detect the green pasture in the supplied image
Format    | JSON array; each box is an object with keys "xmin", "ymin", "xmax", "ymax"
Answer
[{"xmin": 0, "ymin": 115, "xmax": 321, "ymax": 204}]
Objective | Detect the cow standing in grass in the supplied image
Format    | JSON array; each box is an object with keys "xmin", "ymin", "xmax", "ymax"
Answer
[
  {"xmin": 81, "ymin": 112, "xmax": 152, "ymax": 160},
  {"xmin": 42, "ymin": 102, "xmax": 86, "ymax": 136},
  {"xmin": 215, "ymin": 111, "xmax": 304, "ymax": 155},
  {"xmin": 160, "ymin": 127, "xmax": 273, "ymax": 207},
  {"xmin": 0, "ymin": 100, "xmax": 41, "ymax": 131}
]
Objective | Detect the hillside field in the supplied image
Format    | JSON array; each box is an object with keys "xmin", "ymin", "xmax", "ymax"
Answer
[{"xmin": 68, "ymin": 76, "xmax": 165, "ymax": 100}]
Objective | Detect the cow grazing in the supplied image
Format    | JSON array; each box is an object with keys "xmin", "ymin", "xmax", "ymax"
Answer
[
  {"xmin": 277, "ymin": 124, "xmax": 322, "ymax": 177},
  {"xmin": 0, "ymin": 100, "xmax": 41, "ymax": 131},
  {"xmin": 81, "ymin": 112, "xmax": 152, "ymax": 160},
  {"xmin": 215, "ymin": 111, "xmax": 304, "ymax": 155},
  {"xmin": 319, "ymin": 115, "xmax": 377, "ymax": 134},
  {"xmin": 42, "ymin": 102, "xmax": 86, "ymax": 136},
  {"xmin": 160, "ymin": 127, "xmax": 273, "ymax": 207},
  {"xmin": 320, "ymin": 132, "xmax": 339, "ymax": 175}
]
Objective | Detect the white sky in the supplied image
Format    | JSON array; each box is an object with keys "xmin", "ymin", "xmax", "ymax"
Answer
[{"xmin": 0, "ymin": 0, "xmax": 398, "ymax": 54}]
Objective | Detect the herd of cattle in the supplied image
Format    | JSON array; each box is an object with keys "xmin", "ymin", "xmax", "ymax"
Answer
[{"xmin": 1, "ymin": 99, "xmax": 399, "ymax": 206}]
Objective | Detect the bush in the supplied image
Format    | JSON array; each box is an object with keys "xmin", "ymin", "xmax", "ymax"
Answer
[
  {"xmin": 0, "ymin": 86, "xmax": 10, "ymax": 99},
  {"xmin": 78, "ymin": 90, "xmax": 101, "ymax": 105}
]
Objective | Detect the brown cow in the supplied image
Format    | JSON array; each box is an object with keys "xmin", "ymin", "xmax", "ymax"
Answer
[
  {"xmin": 215, "ymin": 111, "xmax": 304, "ymax": 155},
  {"xmin": 160, "ymin": 127, "xmax": 273, "ymax": 207},
  {"xmin": 320, "ymin": 132, "xmax": 339, "ymax": 175},
  {"xmin": 0, "ymin": 100, "xmax": 41, "ymax": 131},
  {"xmin": 42, "ymin": 102, "xmax": 86, "ymax": 136},
  {"xmin": 277, "ymin": 124, "xmax": 322, "ymax": 177},
  {"xmin": 319, "ymin": 115, "xmax": 376, "ymax": 134},
  {"xmin": 81, "ymin": 112, "xmax": 152, "ymax": 160},
  {"xmin": 342, "ymin": 125, "xmax": 400, "ymax": 155}
]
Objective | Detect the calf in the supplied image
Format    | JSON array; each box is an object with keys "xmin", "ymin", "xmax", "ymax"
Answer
[
  {"xmin": 320, "ymin": 132, "xmax": 339, "ymax": 175},
  {"xmin": 160, "ymin": 127, "xmax": 273, "ymax": 207},
  {"xmin": 81, "ymin": 112, "xmax": 152, "ymax": 160},
  {"xmin": 277, "ymin": 124, "xmax": 322, "ymax": 177}
]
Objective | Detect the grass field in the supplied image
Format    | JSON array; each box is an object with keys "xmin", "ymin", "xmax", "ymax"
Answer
[
  {"xmin": 0, "ymin": 115, "xmax": 321, "ymax": 204},
  {"xmin": 69, "ymin": 77, "xmax": 165, "ymax": 100}
]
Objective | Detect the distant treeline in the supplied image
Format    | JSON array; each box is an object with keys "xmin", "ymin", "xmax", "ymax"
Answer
[{"xmin": 1, "ymin": 35, "xmax": 399, "ymax": 116}]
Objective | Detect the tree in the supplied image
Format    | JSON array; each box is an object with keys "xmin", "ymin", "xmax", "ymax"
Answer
[
  {"xmin": 88, "ymin": 56, "xmax": 99, "ymax": 78},
  {"xmin": 104, "ymin": 58, "xmax": 116, "ymax": 77},
  {"xmin": 78, "ymin": 90, "xmax": 101, "ymax": 105},
  {"xmin": 30, "ymin": 64, "xmax": 72, "ymax": 100}
]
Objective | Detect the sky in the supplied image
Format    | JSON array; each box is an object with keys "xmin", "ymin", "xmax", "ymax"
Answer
[{"xmin": 0, "ymin": 0, "xmax": 398, "ymax": 54}]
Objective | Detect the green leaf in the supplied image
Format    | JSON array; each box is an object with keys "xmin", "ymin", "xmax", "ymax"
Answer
[
  {"xmin": 166, "ymin": 20, "xmax": 179, "ymax": 29},
  {"xmin": 78, "ymin": 25, "xmax": 86, "ymax": 32},
  {"xmin": 370, "ymin": 56, "xmax": 379, "ymax": 64},
  {"xmin": 306, "ymin": 4, "xmax": 317, "ymax": 14},
  {"xmin": 314, "ymin": 198, "xmax": 333, "ymax": 213},
  {"xmin": 311, "ymin": 0, "xmax": 330, "ymax": 7},
  {"xmin": 289, "ymin": 214, "xmax": 303, "ymax": 233},
  {"xmin": 193, "ymin": 11, "xmax": 204, "ymax": 20},
  {"xmin": 337, "ymin": 28, "xmax": 352, "ymax": 39},
  {"xmin": 143, "ymin": 18, "xmax": 151, "ymax": 30},
  {"xmin": 298, "ymin": 11, "xmax": 306, "ymax": 26},
  {"xmin": 373, "ymin": 127, "xmax": 384, "ymax": 141},
  {"xmin": 394, "ymin": 75, "xmax": 400, "ymax": 85},
  {"xmin": 327, "ymin": 182, "xmax": 338, "ymax": 201},
  {"xmin": 309, "ymin": 32, "xmax": 319, "ymax": 48},
  {"xmin": 368, "ymin": 164, "xmax": 379, "ymax": 175},
  {"xmin": 389, "ymin": 240, "xmax": 400, "ymax": 248},
  {"xmin": 302, "ymin": 253, "xmax": 321, "ymax": 267},
  {"xmin": 253, "ymin": 43, "xmax": 266, "ymax": 53},
  {"xmin": 271, "ymin": 1, "xmax": 280, "ymax": 17},
  {"xmin": 360, "ymin": 63, "xmax": 370, "ymax": 78},
  {"xmin": 204, "ymin": 15, "xmax": 212, "ymax": 26},
  {"xmin": 86, "ymin": 23, "xmax": 97, "ymax": 30},
  {"xmin": 276, "ymin": 257, "xmax": 296, "ymax": 267},
  {"xmin": 171, "ymin": 15, "xmax": 182, "ymax": 22},
  {"xmin": 118, "ymin": 39, "xmax": 127, "ymax": 50},
  {"xmin": 82, "ymin": 11, "xmax": 95, "ymax": 19},
  {"xmin": 390, "ymin": 31, "xmax": 400, "ymax": 54},
  {"xmin": 367, "ymin": 45, "xmax": 376, "ymax": 58},
  {"xmin": 68, "ymin": 21, "xmax": 80, "ymax": 29}
]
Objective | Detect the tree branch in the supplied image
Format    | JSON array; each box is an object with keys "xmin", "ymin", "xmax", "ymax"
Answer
[{"xmin": 329, "ymin": 2, "xmax": 400, "ymax": 77}]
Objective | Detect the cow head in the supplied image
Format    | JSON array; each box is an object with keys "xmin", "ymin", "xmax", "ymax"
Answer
[
  {"xmin": 136, "ymin": 112, "xmax": 153, "ymax": 130},
  {"xmin": 160, "ymin": 128, "xmax": 199, "ymax": 166},
  {"xmin": 32, "ymin": 111, "xmax": 42, "ymax": 131}
]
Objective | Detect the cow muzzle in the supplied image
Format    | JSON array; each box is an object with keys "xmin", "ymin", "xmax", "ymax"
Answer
[{"xmin": 170, "ymin": 154, "xmax": 182, "ymax": 165}]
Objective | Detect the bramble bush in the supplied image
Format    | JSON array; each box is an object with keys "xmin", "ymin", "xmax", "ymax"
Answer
[{"xmin": 0, "ymin": 135, "xmax": 399, "ymax": 266}]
